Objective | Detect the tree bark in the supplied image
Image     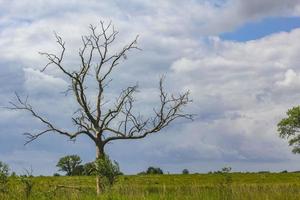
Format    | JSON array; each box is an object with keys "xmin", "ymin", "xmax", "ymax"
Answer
[{"xmin": 96, "ymin": 142, "xmax": 104, "ymax": 195}]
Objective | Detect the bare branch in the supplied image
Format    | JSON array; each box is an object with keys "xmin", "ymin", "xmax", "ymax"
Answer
[
  {"xmin": 101, "ymin": 85, "xmax": 138, "ymax": 130},
  {"xmin": 39, "ymin": 32, "xmax": 74, "ymax": 79},
  {"xmin": 100, "ymin": 35, "xmax": 140, "ymax": 82},
  {"xmin": 102, "ymin": 77, "xmax": 193, "ymax": 145},
  {"xmin": 8, "ymin": 93, "xmax": 96, "ymax": 144}
]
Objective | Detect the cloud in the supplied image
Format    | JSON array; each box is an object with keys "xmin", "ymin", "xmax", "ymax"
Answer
[
  {"xmin": 0, "ymin": 149, "xmax": 58, "ymax": 175},
  {"xmin": 234, "ymin": 0, "xmax": 300, "ymax": 18},
  {"xmin": 1, "ymin": 0, "xmax": 300, "ymax": 175},
  {"xmin": 164, "ymin": 28, "xmax": 300, "ymax": 167},
  {"xmin": 276, "ymin": 69, "xmax": 300, "ymax": 87},
  {"xmin": 23, "ymin": 68, "xmax": 68, "ymax": 93}
]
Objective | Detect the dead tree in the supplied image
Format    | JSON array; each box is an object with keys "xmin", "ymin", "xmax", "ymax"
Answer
[{"xmin": 9, "ymin": 21, "xmax": 193, "ymax": 195}]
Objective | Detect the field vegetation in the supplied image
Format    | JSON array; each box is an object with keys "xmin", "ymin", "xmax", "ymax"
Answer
[{"xmin": 1, "ymin": 172, "xmax": 300, "ymax": 200}]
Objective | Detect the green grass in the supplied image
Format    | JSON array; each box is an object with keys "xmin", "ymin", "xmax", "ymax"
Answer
[{"xmin": 1, "ymin": 173, "xmax": 300, "ymax": 199}]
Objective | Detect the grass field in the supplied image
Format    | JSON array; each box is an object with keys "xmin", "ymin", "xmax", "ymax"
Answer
[{"xmin": 1, "ymin": 173, "xmax": 300, "ymax": 200}]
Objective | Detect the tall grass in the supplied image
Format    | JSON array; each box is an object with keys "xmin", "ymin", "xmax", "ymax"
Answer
[{"xmin": 1, "ymin": 173, "xmax": 299, "ymax": 200}]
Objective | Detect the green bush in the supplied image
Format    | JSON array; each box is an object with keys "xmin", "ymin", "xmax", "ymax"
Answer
[
  {"xmin": 146, "ymin": 167, "xmax": 164, "ymax": 175},
  {"xmin": 72, "ymin": 165, "xmax": 84, "ymax": 176},
  {"xmin": 182, "ymin": 169, "xmax": 189, "ymax": 174},
  {"xmin": 20, "ymin": 168, "xmax": 34, "ymax": 199},
  {"xmin": 10, "ymin": 171, "xmax": 17, "ymax": 177},
  {"xmin": 95, "ymin": 155, "xmax": 121, "ymax": 188},
  {"xmin": 53, "ymin": 173, "xmax": 61, "ymax": 177},
  {"xmin": 0, "ymin": 161, "xmax": 9, "ymax": 193},
  {"xmin": 83, "ymin": 162, "xmax": 96, "ymax": 176}
]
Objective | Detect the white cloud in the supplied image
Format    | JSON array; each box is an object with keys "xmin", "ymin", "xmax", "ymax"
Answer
[
  {"xmin": 1, "ymin": 0, "xmax": 300, "ymax": 174},
  {"xmin": 23, "ymin": 68, "xmax": 68, "ymax": 93},
  {"xmin": 165, "ymin": 28, "xmax": 300, "ymax": 166},
  {"xmin": 276, "ymin": 69, "xmax": 300, "ymax": 87}
]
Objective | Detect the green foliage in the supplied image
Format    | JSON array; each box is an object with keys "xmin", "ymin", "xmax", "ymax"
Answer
[
  {"xmin": 56, "ymin": 155, "xmax": 82, "ymax": 176},
  {"xmin": 182, "ymin": 169, "xmax": 189, "ymax": 174},
  {"xmin": 20, "ymin": 176, "xmax": 34, "ymax": 199},
  {"xmin": 10, "ymin": 172, "xmax": 17, "ymax": 177},
  {"xmin": 72, "ymin": 165, "xmax": 84, "ymax": 176},
  {"xmin": 82, "ymin": 162, "xmax": 96, "ymax": 176},
  {"xmin": 0, "ymin": 161, "xmax": 9, "ymax": 177},
  {"xmin": 53, "ymin": 173, "xmax": 61, "ymax": 177},
  {"xmin": 138, "ymin": 167, "xmax": 164, "ymax": 175},
  {"xmin": 95, "ymin": 155, "xmax": 121, "ymax": 188},
  {"xmin": 20, "ymin": 168, "xmax": 34, "ymax": 199},
  {"xmin": 278, "ymin": 106, "xmax": 300, "ymax": 153},
  {"xmin": 146, "ymin": 167, "xmax": 164, "ymax": 175},
  {"xmin": 0, "ymin": 161, "xmax": 9, "ymax": 193},
  {"xmin": 2, "ymin": 173, "xmax": 300, "ymax": 199}
]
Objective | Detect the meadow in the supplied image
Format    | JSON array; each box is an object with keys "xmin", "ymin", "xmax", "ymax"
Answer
[{"xmin": 1, "ymin": 172, "xmax": 300, "ymax": 200}]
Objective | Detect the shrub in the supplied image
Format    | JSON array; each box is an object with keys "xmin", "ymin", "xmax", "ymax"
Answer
[
  {"xmin": 72, "ymin": 165, "xmax": 84, "ymax": 176},
  {"xmin": 83, "ymin": 162, "xmax": 96, "ymax": 176},
  {"xmin": 20, "ymin": 168, "xmax": 34, "ymax": 199},
  {"xmin": 95, "ymin": 155, "xmax": 121, "ymax": 188},
  {"xmin": 53, "ymin": 173, "xmax": 61, "ymax": 177},
  {"xmin": 182, "ymin": 169, "xmax": 189, "ymax": 174},
  {"xmin": 0, "ymin": 161, "xmax": 9, "ymax": 193},
  {"xmin": 146, "ymin": 167, "xmax": 163, "ymax": 175}
]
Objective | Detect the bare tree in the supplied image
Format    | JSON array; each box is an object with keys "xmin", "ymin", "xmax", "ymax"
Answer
[{"xmin": 9, "ymin": 21, "xmax": 193, "ymax": 195}]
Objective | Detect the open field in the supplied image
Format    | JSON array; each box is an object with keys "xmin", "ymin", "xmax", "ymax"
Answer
[{"xmin": 1, "ymin": 173, "xmax": 300, "ymax": 200}]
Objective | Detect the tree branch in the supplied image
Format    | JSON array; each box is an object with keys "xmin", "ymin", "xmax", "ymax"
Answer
[
  {"xmin": 102, "ymin": 77, "xmax": 193, "ymax": 145},
  {"xmin": 8, "ymin": 93, "xmax": 96, "ymax": 144}
]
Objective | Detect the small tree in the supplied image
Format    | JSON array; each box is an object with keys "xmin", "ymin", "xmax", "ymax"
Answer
[
  {"xmin": 278, "ymin": 106, "xmax": 300, "ymax": 153},
  {"xmin": 20, "ymin": 168, "xmax": 34, "ymax": 199},
  {"xmin": 56, "ymin": 155, "xmax": 82, "ymax": 176},
  {"xmin": 0, "ymin": 161, "xmax": 9, "ymax": 177},
  {"xmin": 9, "ymin": 21, "xmax": 192, "ymax": 195},
  {"xmin": 0, "ymin": 161, "xmax": 9, "ymax": 193},
  {"xmin": 182, "ymin": 169, "xmax": 189, "ymax": 174},
  {"xmin": 95, "ymin": 155, "xmax": 121, "ymax": 189}
]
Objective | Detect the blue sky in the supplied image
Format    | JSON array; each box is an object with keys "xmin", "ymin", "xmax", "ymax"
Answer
[
  {"xmin": 1, "ymin": 0, "xmax": 300, "ymax": 175},
  {"xmin": 221, "ymin": 16, "xmax": 300, "ymax": 41}
]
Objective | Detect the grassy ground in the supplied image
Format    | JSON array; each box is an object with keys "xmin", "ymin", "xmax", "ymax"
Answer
[{"xmin": 1, "ymin": 173, "xmax": 300, "ymax": 199}]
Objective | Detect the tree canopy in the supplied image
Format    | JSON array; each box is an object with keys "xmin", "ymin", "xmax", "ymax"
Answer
[
  {"xmin": 56, "ymin": 155, "xmax": 82, "ymax": 176},
  {"xmin": 278, "ymin": 106, "xmax": 300, "ymax": 153}
]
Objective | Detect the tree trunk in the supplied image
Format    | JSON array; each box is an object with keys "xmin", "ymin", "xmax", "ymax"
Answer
[{"xmin": 96, "ymin": 143, "xmax": 104, "ymax": 195}]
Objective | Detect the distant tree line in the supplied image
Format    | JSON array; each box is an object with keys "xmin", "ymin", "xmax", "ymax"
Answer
[
  {"xmin": 56, "ymin": 156, "xmax": 193, "ymax": 176},
  {"xmin": 138, "ymin": 166, "xmax": 164, "ymax": 175}
]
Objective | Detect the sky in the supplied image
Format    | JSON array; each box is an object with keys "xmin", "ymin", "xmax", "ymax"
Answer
[{"xmin": 1, "ymin": 0, "xmax": 300, "ymax": 175}]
